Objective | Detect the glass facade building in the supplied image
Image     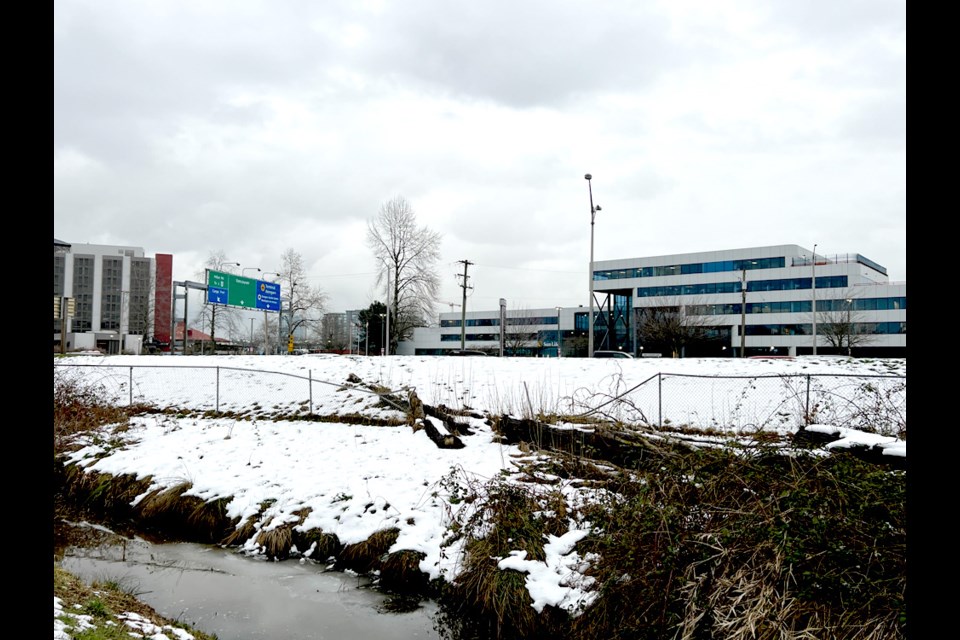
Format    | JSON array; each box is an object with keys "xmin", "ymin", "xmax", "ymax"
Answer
[{"xmin": 396, "ymin": 245, "xmax": 906, "ymax": 357}]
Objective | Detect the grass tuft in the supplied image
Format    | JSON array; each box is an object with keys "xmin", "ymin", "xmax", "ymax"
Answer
[{"xmin": 338, "ymin": 527, "xmax": 400, "ymax": 573}]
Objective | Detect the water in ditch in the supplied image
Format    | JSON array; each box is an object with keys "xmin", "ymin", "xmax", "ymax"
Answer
[{"xmin": 59, "ymin": 525, "xmax": 442, "ymax": 640}]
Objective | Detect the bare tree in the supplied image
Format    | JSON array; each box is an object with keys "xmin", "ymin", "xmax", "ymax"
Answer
[
  {"xmin": 277, "ymin": 248, "xmax": 328, "ymax": 353},
  {"xmin": 260, "ymin": 313, "xmax": 280, "ymax": 354},
  {"xmin": 366, "ymin": 196, "xmax": 442, "ymax": 354},
  {"xmin": 817, "ymin": 293, "xmax": 875, "ymax": 356},
  {"xmin": 320, "ymin": 313, "xmax": 350, "ymax": 351},
  {"xmin": 636, "ymin": 297, "xmax": 722, "ymax": 358},
  {"xmin": 128, "ymin": 258, "xmax": 155, "ymax": 338},
  {"xmin": 358, "ymin": 302, "xmax": 388, "ymax": 356},
  {"xmin": 503, "ymin": 307, "xmax": 540, "ymax": 357}
]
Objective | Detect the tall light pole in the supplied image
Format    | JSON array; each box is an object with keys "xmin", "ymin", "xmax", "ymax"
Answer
[
  {"xmin": 365, "ymin": 320, "xmax": 369, "ymax": 356},
  {"xmin": 585, "ymin": 174, "xmax": 601, "ymax": 358},
  {"xmin": 556, "ymin": 306, "xmax": 562, "ymax": 358},
  {"xmin": 243, "ymin": 268, "xmax": 261, "ymax": 355},
  {"xmin": 385, "ymin": 268, "xmax": 391, "ymax": 356},
  {"xmin": 811, "ymin": 244, "xmax": 818, "ymax": 356},
  {"xmin": 740, "ymin": 261, "xmax": 757, "ymax": 357},
  {"xmin": 379, "ymin": 313, "xmax": 386, "ymax": 356},
  {"xmin": 845, "ymin": 298, "xmax": 853, "ymax": 356}
]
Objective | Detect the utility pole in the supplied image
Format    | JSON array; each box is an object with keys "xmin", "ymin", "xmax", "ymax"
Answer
[
  {"xmin": 385, "ymin": 267, "xmax": 391, "ymax": 356},
  {"xmin": 740, "ymin": 261, "xmax": 757, "ymax": 357},
  {"xmin": 58, "ymin": 296, "xmax": 68, "ymax": 354},
  {"xmin": 585, "ymin": 174, "xmax": 601, "ymax": 358},
  {"xmin": 457, "ymin": 260, "xmax": 473, "ymax": 350},
  {"xmin": 812, "ymin": 243, "xmax": 818, "ymax": 356},
  {"xmin": 183, "ymin": 285, "xmax": 190, "ymax": 355},
  {"xmin": 740, "ymin": 267, "xmax": 746, "ymax": 357},
  {"xmin": 499, "ymin": 298, "xmax": 506, "ymax": 357}
]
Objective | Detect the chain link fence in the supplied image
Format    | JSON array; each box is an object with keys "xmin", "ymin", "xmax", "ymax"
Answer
[
  {"xmin": 570, "ymin": 372, "xmax": 905, "ymax": 438},
  {"xmin": 54, "ymin": 363, "xmax": 906, "ymax": 438}
]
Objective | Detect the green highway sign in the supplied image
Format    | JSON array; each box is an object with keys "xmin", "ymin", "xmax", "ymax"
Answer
[{"xmin": 206, "ymin": 269, "xmax": 281, "ymax": 311}]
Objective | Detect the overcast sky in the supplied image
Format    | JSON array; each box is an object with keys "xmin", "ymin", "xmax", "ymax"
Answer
[{"xmin": 54, "ymin": 0, "xmax": 906, "ymax": 316}]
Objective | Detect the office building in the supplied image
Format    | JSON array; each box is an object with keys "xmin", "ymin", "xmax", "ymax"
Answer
[
  {"xmin": 53, "ymin": 239, "xmax": 172, "ymax": 354},
  {"xmin": 398, "ymin": 245, "xmax": 906, "ymax": 357}
]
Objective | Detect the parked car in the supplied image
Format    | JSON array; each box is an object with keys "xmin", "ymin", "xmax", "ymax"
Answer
[
  {"xmin": 593, "ymin": 350, "xmax": 634, "ymax": 359},
  {"xmin": 143, "ymin": 337, "xmax": 169, "ymax": 354},
  {"xmin": 447, "ymin": 350, "xmax": 488, "ymax": 356}
]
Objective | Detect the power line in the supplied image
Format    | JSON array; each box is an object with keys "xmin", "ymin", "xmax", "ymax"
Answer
[{"xmin": 472, "ymin": 263, "xmax": 583, "ymax": 275}]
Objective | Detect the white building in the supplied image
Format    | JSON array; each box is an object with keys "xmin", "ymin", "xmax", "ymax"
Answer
[
  {"xmin": 398, "ymin": 245, "xmax": 906, "ymax": 357},
  {"xmin": 53, "ymin": 240, "xmax": 157, "ymax": 354},
  {"xmin": 397, "ymin": 303, "xmax": 570, "ymax": 356}
]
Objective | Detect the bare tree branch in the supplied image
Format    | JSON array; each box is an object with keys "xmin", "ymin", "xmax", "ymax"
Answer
[
  {"xmin": 366, "ymin": 196, "xmax": 442, "ymax": 353},
  {"xmin": 277, "ymin": 248, "xmax": 328, "ymax": 352},
  {"xmin": 817, "ymin": 290, "xmax": 876, "ymax": 356},
  {"xmin": 637, "ymin": 297, "xmax": 722, "ymax": 358}
]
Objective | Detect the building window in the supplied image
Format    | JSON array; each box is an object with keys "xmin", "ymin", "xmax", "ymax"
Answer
[
  {"xmin": 72, "ymin": 255, "xmax": 94, "ymax": 332},
  {"xmin": 101, "ymin": 256, "xmax": 123, "ymax": 331}
]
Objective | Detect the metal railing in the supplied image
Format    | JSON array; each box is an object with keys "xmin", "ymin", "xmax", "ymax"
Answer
[
  {"xmin": 570, "ymin": 371, "xmax": 905, "ymax": 438},
  {"xmin": 53, "ymin": 363, "xmax": 906, "ymax": 438}
]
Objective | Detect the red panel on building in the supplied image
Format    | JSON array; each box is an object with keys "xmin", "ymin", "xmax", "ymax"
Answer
[{"xmin": 154, "ymin": 254, "xmax": 173, "ymax": 350}]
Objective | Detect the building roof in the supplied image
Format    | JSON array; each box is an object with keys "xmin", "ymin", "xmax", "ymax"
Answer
[{"xmin": 173, "ymin": 321, "xmax": 230, "ymax": 343}]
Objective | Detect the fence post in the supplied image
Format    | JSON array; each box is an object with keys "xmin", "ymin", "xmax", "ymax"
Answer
[
  {"xmin": 309, "ymin": 370, "xmax": 313, "ymax": 415},
  {"xmin": 658, "ymin": 373, "xmax": 662, "ymax": 428},
  {"xmin": 804, "ymin": 374, "xmax": 811, "ymax": 427},
  {"xmin": 216, "ymin": 367, "xmax": 220, "ymax": 414},
  {"xmin": 128, "ymin": 366, "xmax": 133, "ymax": 407}
]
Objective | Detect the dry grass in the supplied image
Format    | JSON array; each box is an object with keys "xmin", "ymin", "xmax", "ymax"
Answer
[
  {"xmin": 221, "ymin": 514, "xmax": 259, "ymax": 547},
  {"xmin": 256, "ymin": 524, "xmax": 294, "ymax": 559},
  {"xmin": 378, "ymin": 550, "xmax": 431, "ymax": 595},
  {"xmin": 54, "ymin": 365, "xmax": 906, "ymax": 640},
  {"xmin": 294, "ymin": 528, "xmax": 343, "ymax": 561},
  {"xmin": 53, "ymin": 563, "xmax": 219, "ymax": 640},
  {"xmin": 338, "ymin": 527, "xmax": 400, "ymax": 573},
  {"xmin": 53, "ymin": 368, "xmax": 155, "ymax": 456}
]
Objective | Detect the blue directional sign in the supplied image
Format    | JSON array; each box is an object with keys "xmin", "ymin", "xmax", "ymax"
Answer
[
  {"xmin": 206, "ymin": 270, "xmax": 281, "ymax": 312},
  {"xmin": 256, "ymin": 280, "xmax": 281, "ymax": 311}
]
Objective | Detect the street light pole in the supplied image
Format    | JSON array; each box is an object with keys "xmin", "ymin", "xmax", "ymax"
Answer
[
  {"xmin": 846, "ymin": 298, "xmax": 853, "ymax": 356},
  {"xmin": 585, "ymin": 174, "xmax": 601, "ymax": 358},
  {"xmin": 740, "ymin": 261, "xmax": 757, "ymax": 357},
  {"xmin": 556, "ymin": 306, "xmax": 562, "ymax": 358},
  {"xmin": 242, "ymin": 268, "xmax": 261, "ymax": 354},
  {"xmin": 262, "ymin": 272, "xmax": 279, "ymax": 355},
  {"xmin": 811, "ymin": 243, "xmax": 818, "ymax": 356},
  {"xmin": 379, "ymin": 313, "xmax": 386, "ymax": 356}
]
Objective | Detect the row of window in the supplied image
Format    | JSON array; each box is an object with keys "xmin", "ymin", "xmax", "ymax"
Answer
[
  {"xmin": 595, "ymin": 257, "xmax": 785, "ymax": 281},
  {"xmin": 438, "ymin": 321, "xmax": 907, "ymax": 344},
  {"xmin": 441, "ymin": 331, "xmax": 557, "ymax": 343},
  {"xmin": 745, "ymin": 322, "xmax": 906, "ymax": 336},
  {"xmin": 440, "ymin": 315, "xmax": 561, "ymax": 328},
  {"xmin": 436, "ymin": 294, "xmax": 907, "ymax": 333},
  {"xmin": 595, "ymin": 253, "xmax": 887, "ymax": 281},
  {"xmin": 683, "ymin": 295, "xmax": 907, "ymax": 316},
  {"xmin": 637, "ymin": 275, "xmax": 850, "ymax": 298}
]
